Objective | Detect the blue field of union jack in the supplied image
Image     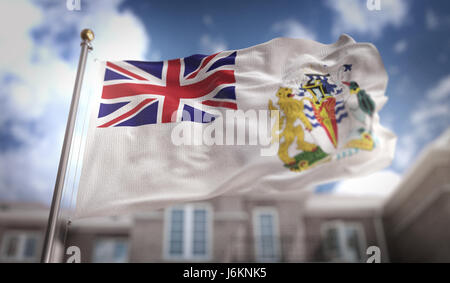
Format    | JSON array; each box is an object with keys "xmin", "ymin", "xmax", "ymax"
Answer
[{"xmin": 97, "ymin": 51, "xmax": 237, "ymax": 127}]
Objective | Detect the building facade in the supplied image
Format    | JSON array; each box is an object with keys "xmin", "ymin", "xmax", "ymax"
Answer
[
  {"xmin": 0, "ymin": 193, "xmax": 388, "ymax": 263},
  {"xmin": 0, "ymin": 129, "xmax": 449, "ymax": 263}
]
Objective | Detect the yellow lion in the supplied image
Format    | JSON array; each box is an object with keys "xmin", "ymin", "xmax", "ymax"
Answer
[{"xmin": 269, "ymin": 87, "xmax": 317, "ymax": 165}]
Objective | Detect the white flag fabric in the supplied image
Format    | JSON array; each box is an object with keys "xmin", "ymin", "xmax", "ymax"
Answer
[{"xmin": 75, "ymin": 35, "xmax": 396, "ymax": 218}]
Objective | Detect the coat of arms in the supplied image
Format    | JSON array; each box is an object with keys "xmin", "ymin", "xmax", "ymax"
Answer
[{"xmin": 268, "ymin": 65, "xmax": 376, "ymax": 172}]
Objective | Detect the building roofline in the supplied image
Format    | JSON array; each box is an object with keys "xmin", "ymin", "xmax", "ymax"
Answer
[{"xmin": 383, "ymin": 127, "xmax": 450, "ymax": 216}]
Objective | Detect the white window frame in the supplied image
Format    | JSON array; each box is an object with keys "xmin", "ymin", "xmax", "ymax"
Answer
[
  {"xmin": 0, "ymin": 231, "xmax": 41, "ymax": 262},
  {"xmin": 320, "ymin": 221, "xmax": 367, "ymax": 263},
  {"xmin": 253, "ymin": 207, "xmax": 281, "ymax": 262},
  {"xmin": 92, "ymin": 237, "xmax": 129, "ymax": 263},
  {"xmin": 163, "ymin": 203, "xmax": 213, "ymax": 261}
]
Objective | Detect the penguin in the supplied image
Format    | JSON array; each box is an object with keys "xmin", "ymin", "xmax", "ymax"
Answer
[
  {"xmin": 342, "ymin": 81, "xmax": 375, "ymax": 117},
  {"xmin": 341, "ymin": 81, "xmax": 376, "ymax": 151}
]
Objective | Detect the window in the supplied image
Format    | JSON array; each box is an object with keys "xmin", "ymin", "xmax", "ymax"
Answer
[
  {"xmin": 253, "ymin": 208, "xmax": 280, "ymax": 262},
  {"xmin": 0, "ymin": 231, "xmax": 41, "ymax": 262},
  {"xmin": 168, "ymin": 208, "xmax": 184, "ymax": 256},
  {"xmin": 192, "ymin": 209, "xmax": 208, "ymax": 256},
  {"xmin": 92, "ymin": 238, "xmax": 129, "ymax": 263},
  {"xmin": 321, "ymin": 221, "xmax": 366, "ymax": 262},
  {"xmin": 164, "ymin": 203, "xmax": 212, "ymax": 260}
]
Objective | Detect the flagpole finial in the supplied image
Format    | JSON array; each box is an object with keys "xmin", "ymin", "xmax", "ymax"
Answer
[{"xmin": 81, "ymin": 28, "xmax": 94, "ymax": 42}]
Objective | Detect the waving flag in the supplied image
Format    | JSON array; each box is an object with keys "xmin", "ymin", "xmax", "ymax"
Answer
[
  {"xmin": 98, "ymin": 52, "xmax": 237, "ymax": 127},
  {"xmin": 76, "ymin": 35, "xmax": 396, "ymax": 218}
]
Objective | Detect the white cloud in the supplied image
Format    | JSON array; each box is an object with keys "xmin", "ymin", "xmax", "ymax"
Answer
[
  {"xmin": 326, "ymin": 0, "xmax": 408, "ymax": 38},
  {"xmin": 394, "ymin": 74, "xmax": 450, "ymax": 171},
  {"xmin": 202, "ymin": 14, "xmax": 214, "ymax": 28},
  {"xmin": 411, "ymin": 74, "xmax": 450, "ymax": 125},
  {"xmin": 0, "ymin": 1, "xmax": 42, "ymax": 73},
  {"xmin": 334, "ymin": 170, "xmax": 401, "ymax": 198},
  {"xmin": 393, "ymin": 39, "xmax": 407, "ymax": 54},
  {"xmin": 393, "ymin": 134, "xmax": 417, "ymax": 170},
  {"xmin": 271, "ymin": 19, "xmax": 316, "ymax": 40},
  {"xmin": 32, "ymin": 0, "xmax": 149, "ymax": 62},
  {"xmin": 411, "ymin": 104, "xmax": 449, "ymax": 125},
  {"xmin": 0, "ymin": 0, "xmax": 150, "ymax": 203},
  {"xmin": 426, "ymin": 74, "xmax": 450, "ymax": 101},
  {"xmin": 199, "ymin": 34, "xmax": 228, "ymax": 53},
  {"xmin": 426, "ymin": 9, "xmax": 439, "ymax": 30}
]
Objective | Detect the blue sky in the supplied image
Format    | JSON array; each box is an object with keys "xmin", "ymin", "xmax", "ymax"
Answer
[{"xmin": 0, "ymin": 0, "xmax": 449, "ymax": 203}]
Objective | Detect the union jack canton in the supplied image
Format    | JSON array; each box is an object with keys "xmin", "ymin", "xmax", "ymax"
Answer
[{"xmin": 97, "ymin": 51, "xmax": 237, "ymax": 127}]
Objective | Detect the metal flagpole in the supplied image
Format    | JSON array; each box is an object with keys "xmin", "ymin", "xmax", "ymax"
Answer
[{"xmin": 41, "ymin": 29, "xmax": 94, "ymax": 263}]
